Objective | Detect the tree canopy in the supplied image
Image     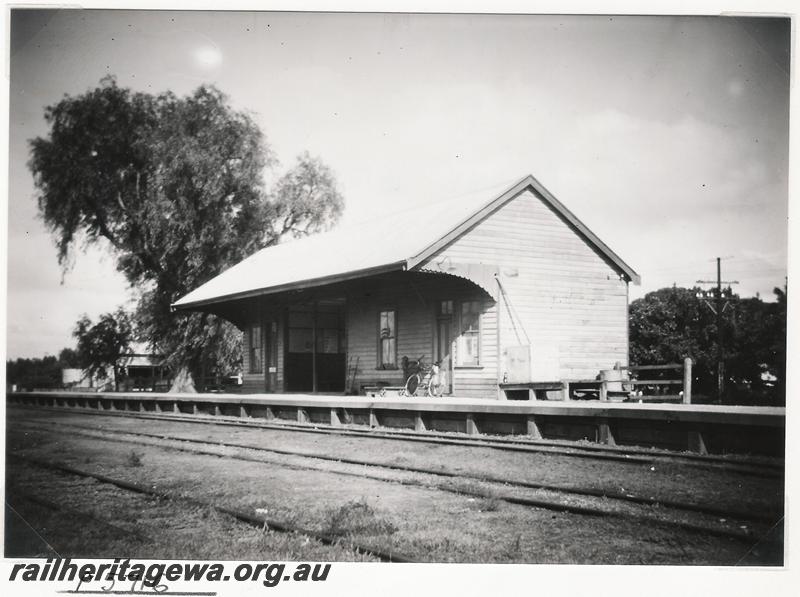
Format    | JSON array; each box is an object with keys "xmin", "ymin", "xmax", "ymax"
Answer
[
  {"xmin": 629, "ymin": 285, "xmax": 786, "ymax": 405},
  {"xmin": 30, "ymin": 76, "xmax": 344, "ymax": 388},
  {"xmin": 6, "ymin": 350, "xmax": 80, "ymax": 390},
  {"xmin": 74, "ymin": 309, "xmax": 133, "ymax": 390}
]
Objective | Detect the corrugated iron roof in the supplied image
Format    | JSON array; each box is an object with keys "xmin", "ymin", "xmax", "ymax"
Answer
[
  {"xmin": 173, "ymin": 175, "xmax": 639, "ymax": 310},
  {"xmin": 124, "ymin": 341, "xmax": 158, "ymax": 356}
]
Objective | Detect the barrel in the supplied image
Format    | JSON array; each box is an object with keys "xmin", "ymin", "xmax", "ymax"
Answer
[{"xmin": 600, "ymin": 368, "xmax": 628, "ymax": 401}]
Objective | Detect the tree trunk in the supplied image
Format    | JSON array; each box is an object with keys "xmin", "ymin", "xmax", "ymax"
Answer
[{"xmin": 169, "ymin": 366, "xmax": 197, "ymax": 393}]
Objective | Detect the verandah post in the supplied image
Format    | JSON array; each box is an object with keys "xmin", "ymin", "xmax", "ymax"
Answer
[
  {"xmin": 683, "ymin": 357, "xmax": 693, "ymax": 404},
  {"xmin": 599, "ymin": 372, "xmax": 608, "ymax": 402}
]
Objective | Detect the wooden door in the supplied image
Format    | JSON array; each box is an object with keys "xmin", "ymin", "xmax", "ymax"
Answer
[
  {"xmin": 434, "ymin": 300, "xmax": 454, "ymax": 394},
  {"xmin": 286, "ymin": 303, "xmax": 314, "ymax": 392}
]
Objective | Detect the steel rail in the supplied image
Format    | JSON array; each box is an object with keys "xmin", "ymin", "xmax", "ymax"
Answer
[
  {"xmin": 9, "ymin": 453, "xmax": 416, "ymax": 563},
  {"xmin": 9, "ymin": 403, "xmax": 782, "ymax": 477},
  {"xmin": 16, "ymin": 418, "xmax": 777, "ymax": 536}
]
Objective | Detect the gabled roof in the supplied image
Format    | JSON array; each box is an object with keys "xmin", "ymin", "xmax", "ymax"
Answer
[{"xmin": 173, "ymin": 174, "xmax": 639, "ymax": 310}]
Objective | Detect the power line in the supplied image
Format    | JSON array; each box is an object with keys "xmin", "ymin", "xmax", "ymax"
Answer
[
  {"xmin": 695, "ymin": 257, "xmax": 739, "ymax": 403},
  {"xmin": 645, "ymin": 264, "xmax": 786, "ymax": 275}
]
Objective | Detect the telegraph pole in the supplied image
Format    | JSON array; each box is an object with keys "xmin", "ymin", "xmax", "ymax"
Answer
[{"xmin": 696, "ymin": 257, "xmax": 738, "ymax": 402}]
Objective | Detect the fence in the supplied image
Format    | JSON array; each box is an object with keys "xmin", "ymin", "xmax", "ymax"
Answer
[
  {"xmin": 563, "ymin": 358, "xmax": 693, "ymax": 404},
  {"xmin": 607, "ymin": 358, "xmax": 693, "ymax": 403}
]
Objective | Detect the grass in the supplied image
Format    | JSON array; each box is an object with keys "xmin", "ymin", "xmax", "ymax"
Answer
[
  {"xmin": 6, "ymin": 463, "xmax": 377, "ymax": 562},
  {"xmin": 322, "ymin": 498, "xmax": 397, "ymax": 537},
  {"xmin": 440, "ymin": 479, "xmax": 498, "ymax": 499},
  {"xmin": 126, "ymin": 451, "xmax": 143, "ymax": 467},
  {"xmin": 468, "ymin": 496, "xmax": 501, "ymax": 512},
  {"xmin": 502, "ymin": 533, "xmax": 523, "ymax": 559},
  {"xmin": 435, "ymin": 479, "xmax": 503, "ymax": 511},
  {"xmin": 440, "ymin": 479, "xmax": 485, "ymax": 495}
]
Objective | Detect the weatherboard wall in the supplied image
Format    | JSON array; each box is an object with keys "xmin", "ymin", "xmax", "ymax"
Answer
[
  {"xmin": 237, "ymin": 272, "xmax": 497, "ymax": 398},
  {"xmin": 241, "ymin": 300, "xmax": 285, "ymax": 393},
  {"xmin": 420, "ymin": 187, "xmax": 629, "ymax": 381},
  {"xmin": 344, "ymin": 273, "xmax": 497, "ymax": 398}
]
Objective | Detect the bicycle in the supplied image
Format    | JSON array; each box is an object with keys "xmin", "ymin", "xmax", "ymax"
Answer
[{"xmin": 400, "ymin": 355, "xmax": 446, "ymax": 397}]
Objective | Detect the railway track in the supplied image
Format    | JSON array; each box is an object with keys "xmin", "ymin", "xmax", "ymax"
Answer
[
  {"xmin": 8, "ymin": 452, "xmax": 415, "ymax": 563},
  {"xmin": 9, "ymin": 489, "xmax": 155, "ymax": 544},
  {"xmin": 9, "ymin": 404, "xmax": 782, "ymax": 477},
  {"xmin": 14, "ymin": 418, "xmax": 778, "ymax": 541}
]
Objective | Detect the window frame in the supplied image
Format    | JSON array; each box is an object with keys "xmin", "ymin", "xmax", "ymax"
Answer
[
  {"xmin": 249, "ymin": 323, "xmax": 264, "ymax": 374},
  {"xmin": 437, "ymin": 299, "xmax": 454, "ymax": 317},
  {"xmin": 377, "ymin": 308, "xmax": 398, "ymax": 370},
  {"xmin": 455, "ymin": 300, "xmax": 481, "ymax": 368}
]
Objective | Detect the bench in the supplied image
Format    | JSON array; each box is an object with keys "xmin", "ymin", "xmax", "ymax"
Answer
[
  {"xmin": 499, "ymin": 382, "xmax": 563, "ymax": 400},
  {"xmin": 362, "ymin": 385, "xmax": 405, "ymax": 398}
]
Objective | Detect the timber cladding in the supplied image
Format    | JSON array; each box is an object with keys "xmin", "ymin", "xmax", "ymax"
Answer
[
  {"xmin": 422, "ymin": 187, "xmax": 629, "ymax": 382},
  {"xmin": 345, "ymin": 272, "xmax": 496, "ymax": 397}
]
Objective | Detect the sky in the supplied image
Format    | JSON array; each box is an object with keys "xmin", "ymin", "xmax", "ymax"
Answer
[{"xmin": 4, "ymin": 9, "xmax": 791, "ymax": 359}]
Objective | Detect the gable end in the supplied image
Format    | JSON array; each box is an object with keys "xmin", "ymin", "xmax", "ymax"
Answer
[{"xmin": 407, "ymin": 174, "xmax": 640, "ymax": 284}]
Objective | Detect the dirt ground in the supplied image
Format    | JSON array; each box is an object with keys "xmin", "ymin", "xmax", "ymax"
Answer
[{"xmin": 5, "ymin": 407, "xmax": 785, "ymax": 565}]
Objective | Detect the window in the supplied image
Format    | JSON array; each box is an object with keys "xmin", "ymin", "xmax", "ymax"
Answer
[
  {"xmin": 288, "ymin": 308, "xmax": 314, "ymax": 353},
  {"xmin": 316, "ymin": 310, "xmax": 343, "ymax": 354},
  {"xmin": 378, "ymin": 310, "xmax": 397, "ymax": 368},
  {"xmin": 457, "ymin": 301, "xmax": 480, "ymax": 366},
  {"xmin": 249, "ymin": 324, "xmax": 263, "ymax": 373}
]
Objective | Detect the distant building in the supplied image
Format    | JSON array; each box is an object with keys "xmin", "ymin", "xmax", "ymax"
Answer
[
  {"xmin": 118, "ymin": 343, "xmax": 168, "ymax": 391},
  {"xmin": 61, "ymin": 343, "xmax": 168, "ymax": 392},
  {"xmin": 174, "ymin": 175, "xmax": 639, "ymax": 398}
]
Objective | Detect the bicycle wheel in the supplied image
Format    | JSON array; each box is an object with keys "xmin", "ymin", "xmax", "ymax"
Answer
[{"xmin": 405, "ymin": 374, "xmax": 421, "ymax": 397}]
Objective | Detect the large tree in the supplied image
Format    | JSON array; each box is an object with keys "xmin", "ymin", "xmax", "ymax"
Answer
[
  {"xmin": 73, "ymin": 309, "xmax": 133, "ymax": 391},
  {"xmin": 725, "ymin": 286, "xmax": 787, "ymax": 403},
  {"xmin": 30, "ymin": 76, "xmax": 344, "ymax": 390},
  {"xmin": 6, "ymin": 355, "xmax": 62, "ymax": 390},
  {"xmin": 629, "ymin": 285, "xmax": 786, "ymax": 404}
]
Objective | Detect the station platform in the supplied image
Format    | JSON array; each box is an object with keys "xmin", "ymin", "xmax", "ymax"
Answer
[{"xmin": 7, "ymin": 391, "xmax": 785, "ymax": 457}]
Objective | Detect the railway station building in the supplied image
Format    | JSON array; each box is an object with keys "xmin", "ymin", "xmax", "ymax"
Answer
[{"xmin": 173, "ymin": 175, "xmax": 639, "ymax": 399}]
